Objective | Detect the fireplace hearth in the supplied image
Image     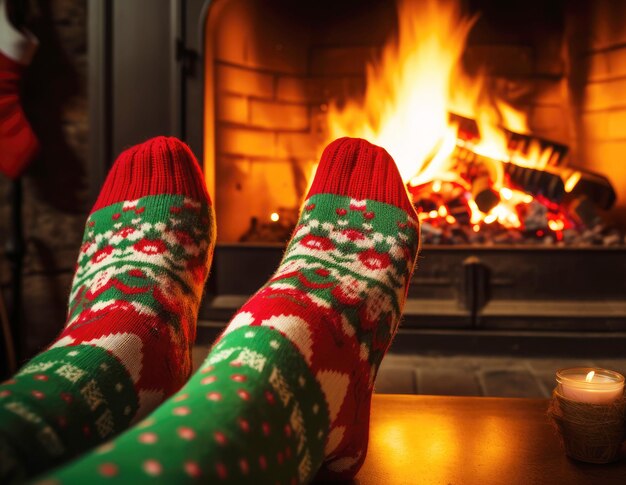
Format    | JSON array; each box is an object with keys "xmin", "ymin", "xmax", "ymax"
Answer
[
  {"xmin": 200, "ymin": 244, "xmax": 626, "ymax": 346},
  {"xmin": 90, "ymin": 0, "xmax": 626, "ymax": 350}
]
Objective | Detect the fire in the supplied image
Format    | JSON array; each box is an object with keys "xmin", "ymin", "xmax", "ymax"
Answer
[
  {"xmin": 564, "ymin": 171, "xmax": 582, "ymax": 193},
  {"xmin": 327, "ymin": 0, "xmax": 478, "ymax": 183},
  {"xmin": 326, "ymin": 0, "xmax": 521, "ymax": 180},
  {"xmin": 323, "ymin": 0, "xmax": 574, "ymax": 234},
  {"xmin": 585, "ymin": 371, "xmax": 595, "ymax": 383}
]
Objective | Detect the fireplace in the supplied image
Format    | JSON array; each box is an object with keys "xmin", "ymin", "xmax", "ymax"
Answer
[
  {"xmin": 201, "ymin": 0, "xmax": 625, "ymax": 246},
  {"xmin": 91, "ymin": 0, "xmax": 626, "ymax": 353}
]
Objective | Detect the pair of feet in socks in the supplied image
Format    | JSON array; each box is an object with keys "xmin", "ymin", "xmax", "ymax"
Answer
[{"xmin": 0, "ymin": 136, "xmax": 420, "ymax": 484}]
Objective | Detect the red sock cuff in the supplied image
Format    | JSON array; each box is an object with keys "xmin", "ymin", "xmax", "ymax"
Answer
[
  {"xmin": 306, "ymin": 137, "xmax": 416, "ymax": 215},
  {"xmin": 92, "ymin": 136, "xmax": 210, "ymax": 213}
]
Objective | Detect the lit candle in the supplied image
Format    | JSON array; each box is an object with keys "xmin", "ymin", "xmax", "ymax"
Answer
[{"xmin": 556, "ymin": 367, "xmax": 624, "ymax": 404}]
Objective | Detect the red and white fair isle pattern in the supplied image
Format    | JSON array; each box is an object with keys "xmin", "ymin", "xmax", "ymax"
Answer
[
  {"xmin": 52, "ymin": 194, "xmax": 214, "ymax": 419},
  {"xmin": 1, "ymin": 136, "xmax": 215, "ymax": 483},
  {"xmin": 223, "ymin": 193, "xmax": 420, "ymax": 478}
]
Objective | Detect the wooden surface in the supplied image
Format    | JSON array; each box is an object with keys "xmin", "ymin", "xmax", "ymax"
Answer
[{"xmin": 353, "ymin": 394, "xmax": 626, "ymax": 484}]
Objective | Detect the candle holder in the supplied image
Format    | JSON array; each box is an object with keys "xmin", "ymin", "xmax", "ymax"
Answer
[
  {"xmin": 556, "ymin": 368, "xmax": 625, "ymax": 404},
  {"xmin": 549, "ymin": 368, "xmax": 626, "ymax": 464}
]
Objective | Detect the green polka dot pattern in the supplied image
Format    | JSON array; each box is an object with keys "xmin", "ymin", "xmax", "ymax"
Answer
[
  {"xmin": 0, "ymin": 346, "xmax": 136, "ymax": 482},
  {"xmin": 40, "ymin": 326, "xmax": 329, "ymax": 484}
]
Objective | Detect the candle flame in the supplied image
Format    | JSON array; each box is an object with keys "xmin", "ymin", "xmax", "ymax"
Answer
[{"xmin": 585, "ymin": 370, "xmax": 595, "ymax": 382}]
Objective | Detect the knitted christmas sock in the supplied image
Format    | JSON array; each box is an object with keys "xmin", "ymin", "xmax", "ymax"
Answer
[
  {"xmin": 0, "ymin": 0, "xmax": 39, "ymax": 178},
  {"xmin": 39, "ymin": 137, "xmax": 419, "ymax": 484},
  {"xmin": 0, "ymin": 136, "xmax": 215, "ymax": 483}
]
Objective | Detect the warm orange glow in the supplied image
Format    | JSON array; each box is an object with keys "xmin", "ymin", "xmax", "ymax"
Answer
[
  {"xmin": 270, "ymin": 212, "xmax": 280, "ymax": 222},
  {"xmin": 323, "ymin": 0, "xmax": 564, "ymax": 230},
  {"xmin": 371, "ymin": 411, "xmax": 461, "ymax": 483},
  {"xmin": 586, "ymin": 371, "xmax": 595, "ymax": 382}
]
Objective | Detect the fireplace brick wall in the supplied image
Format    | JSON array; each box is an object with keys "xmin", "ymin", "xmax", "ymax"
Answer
[
  {"xmin": 210, "ymin": 0, "xmax": 378, "ymax": 242},
  {"xmin": 571, "ymin": 0, "xmax": 626, "ymax": 224},
  {"xmin": 208, "ymin": 0, "xmax": 595, "ymax": 241}
]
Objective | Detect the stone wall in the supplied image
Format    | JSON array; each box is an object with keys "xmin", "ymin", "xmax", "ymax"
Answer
[{"xmin": 1, "ymin": 0, "xmax": 88, "ymax": 359}]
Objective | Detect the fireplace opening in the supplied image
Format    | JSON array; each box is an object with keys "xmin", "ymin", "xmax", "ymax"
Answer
[
  {"xmin": 188, "ymin": 0, "xmax": 626, "ymax": 341},
  {"xmin": 204, "ymin": 0, "xmax": 625, "ymax": 247}
]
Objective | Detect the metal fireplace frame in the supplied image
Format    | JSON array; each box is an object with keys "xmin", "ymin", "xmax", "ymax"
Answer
[
  {"xmin": 89, "ymin": 0, "xmax": 626, "ymax": 356},
  {"xmin": 88, "ymin": 0, "xmax": 209, "ymax": 197}
]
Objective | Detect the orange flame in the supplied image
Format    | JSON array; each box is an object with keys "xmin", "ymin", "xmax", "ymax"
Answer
[
  {"xmin": 322, "ymin": 0, "xmax": 574, "ymax": 232},
  {"xmin": 327, "ymin": 0, "xmax": 478, "ymax": 183},
  {"xmin": 326, "ymin": 0, "xmax": 525, "ymax": 186}
]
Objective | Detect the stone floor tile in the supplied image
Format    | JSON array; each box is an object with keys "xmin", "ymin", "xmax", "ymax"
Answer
[
  {"xmin": 375, "ymin": 364, "xmax": 417, "ymax": 394},
  {"xmin": 591, "ymin": 360, "xmax": 626, "ymax": 377},
  {"xmin": 534, "ymin": 372, "xmax": 558, "ymax": 398},
  {"xmin": 524, "ymin": 358, "xmax": 594, "ymax": 375},
  {"xmin": 418, "ymin": 367, "xmax": 483, "ymax": 396},
  {"xmin": 480, "ymin": 368, "xmax": 544, "ymax": 398},
  {"xmin": 191, "ymin": 348, "xmax": 605, "ymax": 399}
]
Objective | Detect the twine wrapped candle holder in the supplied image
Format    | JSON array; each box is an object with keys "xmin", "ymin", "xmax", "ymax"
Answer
[{"xmin": 549, "ymin": 368, "xmax": 626, "ymax": 464}]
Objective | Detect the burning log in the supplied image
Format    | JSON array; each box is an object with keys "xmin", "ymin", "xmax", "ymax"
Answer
[
  {"xmin": 449, "ymin": 112, "xmax": 570, "ymax": 167},
  {"xmin": 506, "ymin": 130, "xmax": 569, "ymax": 168},
  {"xmin": 448, "ymin": 112, "xmax": 479, "ymax": 142},
  {"xmin": 447, "ymin": 145, "xmax": 501, "ymax": 212},
  {"xmin": 451, "ymin": 144, "xmax": 567, "ymax": 208},
  {"xmin": 504, "ymin": 162, "xmax": 565, "ymax": 203},
  {"xmin": 564, "ymin": 170, "xmax": 616, "ymax": 210},
  {"xmin": 471, "ymin": 175, "xmax": 499, "ymax": 213},
  {"xmin": 405, "ymin": 113, "xmax": 622, "ymax": 246},
  {"xmin": 568, "ymin": 195, "xmax": 602, "ymax": 228},
  {"xmin": 451, "ymin": 144, "xmax": 566, "ymax": 207},
  {"xmin": 446, "ymin": 195, "xmax": 471, "ymax": 225}
]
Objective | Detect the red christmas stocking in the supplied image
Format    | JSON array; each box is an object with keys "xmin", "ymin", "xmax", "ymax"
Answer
[{"xmin": 0, "ymin": 0, "xmax": 39, "ymax": 178}]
